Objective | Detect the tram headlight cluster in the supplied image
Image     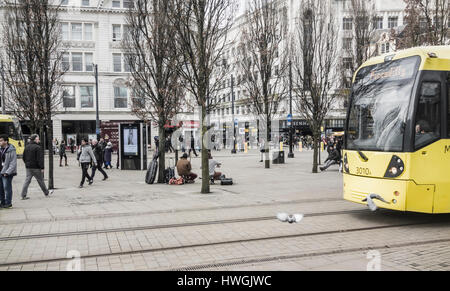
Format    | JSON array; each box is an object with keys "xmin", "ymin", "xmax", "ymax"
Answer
[{"xmin": 384, "ymin": 155, "xmax": 405, "ymax": 178}]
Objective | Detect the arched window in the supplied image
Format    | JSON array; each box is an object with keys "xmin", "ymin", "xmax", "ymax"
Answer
[{"xmin": 113, "ymin": 79, "xmax": 128, "ymax": 109}]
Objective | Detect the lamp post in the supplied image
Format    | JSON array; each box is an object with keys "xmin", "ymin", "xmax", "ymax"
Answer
[
  {"xmin": 0, "ymin": 60, "xmax": 5, "ymax": 115},
  {"xmin": 94, "ymin": 64, "xmax": 100, "ymax": 140},
  {"xmin": 231, "ymin": 74, "xmax": 237, "ymax": 154},
  {"xmin": 288, "ymin": 60, "xmax": 294, "ymax": 158}
]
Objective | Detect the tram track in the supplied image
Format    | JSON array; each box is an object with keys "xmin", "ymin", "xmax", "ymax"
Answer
[
  {"xmin": 0, "ymin": 209, "xmax": 365, "ymax": 242},
  {"xmin": 171, "ymin": 236, "xmax": 450, "ymax": 271},
  {"xmin": 0, "ymin": 212, "xmax": 448, "ymax": 269},
  {"xmin": 2, "ymin": 197, "xmax": 343, "ymax": 225}
]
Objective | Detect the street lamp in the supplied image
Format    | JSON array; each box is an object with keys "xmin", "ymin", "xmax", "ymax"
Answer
[
  {"xmin": 288, "ymin": 60, "xmax": 294, "ymax": 158},
  {"xmin": 231, "ymin": 74, "xmax": 237, "ymax": 154},
  {"xmin": 94, "ymin": 64, "xmax": 100, "ymax": 140},
  {"xmin": 0, "ymin": 60, "xmax": 5, "ymax": 115}
]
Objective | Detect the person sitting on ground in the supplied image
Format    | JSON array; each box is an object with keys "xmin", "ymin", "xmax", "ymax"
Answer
[
  {"xmin": 208, "ymin": 153, "xmax": 222, "ymax": 181},
  {"xmin": 176, "ymin": 153, "xmax": 197, "ymax": 183},
  {"xmin": 320, "ymin": 145, "xmax": 342, "ymax": 172}
]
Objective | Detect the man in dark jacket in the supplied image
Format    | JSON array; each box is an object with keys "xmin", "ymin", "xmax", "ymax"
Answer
[
  {"xmin": 91, "ymin": 139, "xmax": 108, "ymax": 181},
  {"xmin": 21, "ymin": 134, "xmax": 53, "ymax": 200},
  {"xmin": 0, "ymin": 135, "xmax": 17, "ymax": 208}
]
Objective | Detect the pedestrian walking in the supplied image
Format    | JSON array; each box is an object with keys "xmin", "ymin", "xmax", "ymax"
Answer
[
  {"xmin": 0, "ymin": 135, "xmax": 17, "ymax": 209},
  {"xmin": 59, "ymin": 140, "xmax": 68, "ymax": 167},
  {"xmin": 104, "ymin": 142, "xmax": 113, "ymax": 169},
  {"xmin": 91, "ymin": 140, "xmax": 108, "ymax": 181},
  {"xmin": 21, "ymin": 135, "xmax": 54, "ymax": 200},
  {"xmin": 69, "ymin": 138, "xmax": 75, "ymax": 154},
  {"xmin": 189, "ymin": 133, "xmax": 198, "ymax": 157},
  {"xmin": 77, "ymin": 138, "xmax": 97, "ymax": 188}
]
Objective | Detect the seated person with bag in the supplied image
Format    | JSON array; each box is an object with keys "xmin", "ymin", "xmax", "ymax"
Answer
[{"xmin": 176, "ymin": 153, "xmax": 197, "ymax": 183}]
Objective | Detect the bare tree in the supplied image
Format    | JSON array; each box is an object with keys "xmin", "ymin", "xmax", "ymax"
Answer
[
  {"xmin": 0, "ymin": 0, "xmax": 65, "ymax": 189},
  {"xmin": 395, "ymin": 0, "xmax": 449, "ymax": 49},
  {"xmin": 124, "ymin": 0, "xmax": 183, "ymax": 183},
  {"xmin": 291, "ymin": 0, "xmax": 340, "ymax": 173},
  {"xmin": 236, "ymin": 0, "xmax": 289, "ymax": 169},
  {"xmin": 346, "ymin": 0, "xmax": 378, "ymax": 76},
  {"xmin": 169, "ymin": 0, "xmax": 235, "ymax": 194}
]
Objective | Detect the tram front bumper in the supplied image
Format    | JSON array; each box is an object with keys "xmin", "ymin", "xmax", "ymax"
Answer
[
  {"xmin": 344, "ymin": 174, "xmax": 436, "ymax": 213},
  {"xmin": 344, "ymin": 174, "xmax": 409, "ymax": 212}
]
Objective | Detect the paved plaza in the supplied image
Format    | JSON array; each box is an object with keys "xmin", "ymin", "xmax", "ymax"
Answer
[{"xmin": 0, "ymin": 150, "xmax": 449, "ymax": 271}]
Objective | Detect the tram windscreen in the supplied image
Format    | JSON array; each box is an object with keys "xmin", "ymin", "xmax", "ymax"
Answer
[
  {"xmin": 347, "ymin": 56, "xmax": 421, "ymax": 152},
  {"xmin": 0, "ymin": 120, "xmax": 23, "ymax": 141}
]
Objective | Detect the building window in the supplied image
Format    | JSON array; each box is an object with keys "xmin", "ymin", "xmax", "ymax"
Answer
[
  {"xmin": 72, "ymin": 53, "xmax": 83, "ymax": 71},
  {"xmin": 62, "ymin": 86, "xmax": 76, "ymax": 108},
  {"xmin": 343, "ymin": 58, "xmax": 353, "ymax": 70},
  {"xmin": 343, "ymin": 18, "xmax": 353, "ymax": 30},
  {"xmin": 113, "ymin": 54, "xmax": 122, "ymax": 72},
  {"xmin": 381, "ymin": 43, "xmax": 390, "ymax": 54},
  {"xmin": 60, "ymin": 0, "xmax": 68, "ymax": 5},
  {"xmin": 123, "ymin": 0, "xmax": 134, "ymax": 8},
  {"xmin": 61, "ymin": 23, "xmax": 69, "ymax": 41},
  {"xmin": 84, "ymin": 23, "xmax": 93, "ymax": 41},
  {"xmin": 373, "ymin": 17, "xmax": 383, "ymax": 29},
  {"xmin": 71, "ymin": 23, "xmax": 82, "ymax": 40},
  {"xmin": 388, "ymin": 17, "xmax": 398, "ymax": 29},
  {"xmin": 114, "ymin": 86, "xmax": 128, "ymax": 108},
  {"xmin": 343, "ymin": 38, "xmax": 352, "ymax": 50},
  {"xmin": 80, "ymin": 86, "xmax": 94, "ymax": 108},
  {"xmin": 112, "ymin": 0, "xmax": 121, "ymax": 8},
  {"xmin": 85, "ymin": 53, "xmax": 93, "ymax": 72},
  {"xmin": 112, "ymin": 25, "xmax": 122, "ymax": 42},
  {"xmin": 82, "ymin": 0, "xmax": 90, "ymax": 6},
  {"xmin": 62, "ymin": 53, "xmax": 70, "ymax": 71},
  {"xmin": 61, "ymin": 22, "xmax": 94, "ymax": 41}
]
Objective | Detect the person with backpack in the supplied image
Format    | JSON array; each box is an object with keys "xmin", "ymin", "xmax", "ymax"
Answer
[
  {"xmin": 91, "ymin": 140, "xmax": 108, "ymax": 181},
  {"xmin": 0, "ymin": 135, "xmax": 17, "ymax": 209},
  {"xmin": 21, "ymin": 134, "xmax": 54, "ymax": 200},
  {"xmin": 77, "ymin": 138, "xmax": 97, "ymax": 188}
]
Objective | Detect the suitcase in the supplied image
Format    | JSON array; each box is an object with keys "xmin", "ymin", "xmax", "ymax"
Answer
[
  {"xmin": 145, "ymin": 152, "xmax": 159, "ymax": 184},
  {"xmin": 220, "ymin": 178, "xmax": 233, "ymax": 186}
]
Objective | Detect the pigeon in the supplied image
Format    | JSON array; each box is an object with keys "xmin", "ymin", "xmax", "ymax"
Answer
[
  {"xmin": 362, "ymin": 194, "xmax": 390, "ymax": 212},
  {"xmin": 277, "ymin": 213, "xmax": 304, "ymax": 224}
]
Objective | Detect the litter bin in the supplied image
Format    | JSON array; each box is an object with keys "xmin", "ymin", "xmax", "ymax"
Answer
[{"xmin": 272, "ymin": 151, "xmax": 285, "ymax": 164}]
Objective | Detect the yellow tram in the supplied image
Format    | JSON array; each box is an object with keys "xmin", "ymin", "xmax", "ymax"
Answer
[
  {"xmin": 0, "ymin": 115, "xmax": 25, "ymax": 156},
  {"xmin": 343, "ymin": 46, "xmax": 450, "ymax": 214}
]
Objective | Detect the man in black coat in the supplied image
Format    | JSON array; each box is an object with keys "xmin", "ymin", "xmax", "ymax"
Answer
[
  {"xmin": 21, "ymin": 134, "xmax": 53, "ymax": 200},
  {"xmin": 91, "ymin": 140, "xmax": 108, "ymax": 181}
]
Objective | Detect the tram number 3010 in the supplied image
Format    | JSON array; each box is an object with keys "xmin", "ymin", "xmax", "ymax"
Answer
[{"xmin": 356, "ymin": 167, "xmax": 372, "ymax": 176}]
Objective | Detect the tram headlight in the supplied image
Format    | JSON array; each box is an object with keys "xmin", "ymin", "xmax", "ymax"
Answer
[
  {"xmin": 384, "ymin": 155, "xmax": 405, "ymax": 178},
  {"xmin": 344, "ymin": 153, "xmax": 349, "ymax": 173}
]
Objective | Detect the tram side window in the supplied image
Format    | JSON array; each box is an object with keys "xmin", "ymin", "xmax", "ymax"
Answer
[{"xmin": 415, "ymin": 82, "xmax": 441, "ymax": 149}]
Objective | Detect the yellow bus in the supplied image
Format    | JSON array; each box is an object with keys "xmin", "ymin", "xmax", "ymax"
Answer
[
  {"xmin": 343, "ymin": 46, "xmax": 450, "ymax": 214},
  {"xmin": 0, "ymin": 115, "xmax": 25, "ymax": 156}
]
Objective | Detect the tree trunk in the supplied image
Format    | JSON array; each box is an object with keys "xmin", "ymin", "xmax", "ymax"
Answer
[
  {"xmin": 201, "ymin": 105, "xmax": 210, "ymax": 194},
  {"xmin": 46, "ymin": 120, "xmax": 54, "ymax": 189},
  {"xmin": 157, "ymin": 123, "xmax": 166, "ymax": 184},
  {"xmin": 265, "ymin": 115, "xmax": 270, "ymax": 169},
  {"xmin": 312, "ymin": 132, "xmax": 319, "ymax": 173}
]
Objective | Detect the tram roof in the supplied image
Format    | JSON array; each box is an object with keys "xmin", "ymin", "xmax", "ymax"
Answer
[
  {"xmin": 356, "ymin": 45, "xmax": 450, "ymax": 79},
  {"xmin": 0, "ymin": 115, "xmax": 17, "ymax": 122}
]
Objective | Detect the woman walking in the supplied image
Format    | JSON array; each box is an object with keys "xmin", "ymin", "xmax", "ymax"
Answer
[
  {"xmin": 104, "ymin": 142, "xmax": 113, "ymax": 169},
  {"xmin": 77, "ymin": 138, "xmax": 97, "ymax": 188}
]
